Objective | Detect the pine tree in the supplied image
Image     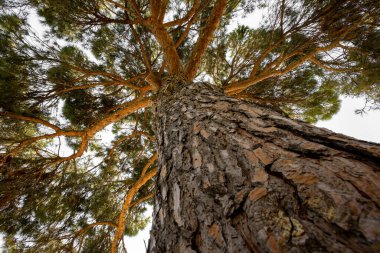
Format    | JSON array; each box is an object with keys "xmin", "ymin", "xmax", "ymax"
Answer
[{"xmin": 0, "ymin": 0, "xmax": 379, "ymax": 252}]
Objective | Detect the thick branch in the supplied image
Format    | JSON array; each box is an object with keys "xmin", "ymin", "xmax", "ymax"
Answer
[
  {"xmin": 150, "ymin": 0, "xmax": 160, "ymax": 19},
  {"xmin": 148, "ymin": 23, "xmax": 182, "ymax": 74},
  {"xmin": 158, "ymin": 0, "xmax": 168, "ymax": 23},
  {"xmin": 141, "ymin": 152, "xmax": 158, "ymax": 176},
  {"xmin": 185, "ymin": 0, "xmax": 227, "ymax": 81},
  {"xmin": 87, "ymin": 97, "xmax": 153, "ymax": 136}
]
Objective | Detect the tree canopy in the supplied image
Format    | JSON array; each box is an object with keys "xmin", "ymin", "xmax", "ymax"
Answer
[{"xmin": 0, "ymin": 0, "xmax": 379, "ymax": 251}]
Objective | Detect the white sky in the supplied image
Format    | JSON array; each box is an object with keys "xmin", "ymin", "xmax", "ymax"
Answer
[{"xmin": 1, "ymin": 4, "xmax": 379, "ymax": 253}]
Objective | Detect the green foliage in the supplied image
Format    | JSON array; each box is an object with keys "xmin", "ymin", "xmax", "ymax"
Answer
[
  {"xmin": 340, "ymin": 29, "xmax": 380, "ymax": 111},
  {"xmin": 62, "ymin": 89, "xmax": 116, "ymax": 128},
  {"xmin": 0, "ymin": 0, "xmax": 379, "ymax": 251},
  {"xmin": 0, "ymin": 15, "xmax": 32, "ymax": 114},
  {"xmin": 247, "ymin": 67, "xmax": 341, "ymax": 123}
]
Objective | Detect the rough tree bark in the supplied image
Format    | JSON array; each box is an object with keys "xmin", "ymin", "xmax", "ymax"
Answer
[{"xmin": 148, "ymin": 80, "xmax": 380, "ymax": 253}]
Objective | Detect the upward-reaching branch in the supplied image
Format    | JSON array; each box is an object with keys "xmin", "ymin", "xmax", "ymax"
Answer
[
  {"xmin": 148, "ymin": 23, "xmax": 182, "ymax": 74},
  {"xmin": 150, "ymin": 0, "xmax": 160, "ymax": 19},
  {"xmin": 87, "ymin": 97, "xmax": 153, "ymax": 136},
  {"xmin": 185, "ymin": 0, "xmax": 227, "ymax": 81},
  {"xmin": 224, "ymin": 21, "xmax": 361, "ymax": 95},
  {"xmin": 111, "ymin": 165, "xmax": 158, "ymax": 253}
]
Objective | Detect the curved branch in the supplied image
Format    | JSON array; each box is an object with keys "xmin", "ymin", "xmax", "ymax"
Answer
[
  {"xmin": 7, "ymin": 131, "xmax": 83, "ymax": 158},
  {"xmin": 0, "ymin": 112, "xmax": 62, "ymax": 132},
  {"xmin": 111, "ymin": 167, "xmax": 158, "ymax": 253},
  {"xmin": 73, "ymin": 221, "xmax": 117, "ymax": 238},
  {"xmin": 130, "ymin": 191, "xmax": 155, "ymax": 208},
  {"xmin": 56, "ymin": 135, "xmax": 89, "ymax": 162},
  {"xmin": 3, "ymin": 97, "xmax": 153, "ymax": 164},
  {"xmin": 141, "ymin": 152, "xmax": 158, "ymax": 176}
]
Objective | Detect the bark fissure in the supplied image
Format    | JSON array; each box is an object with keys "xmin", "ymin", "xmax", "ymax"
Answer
[
  {"xmin": 264, "ymin": 160, "xmax": 306, "ymax": 217},
  {"xmin": 263, "ymin": 115, "xmax": 380, "ymax": 168},
  {"xmin": 149, "ymin": 81, "xmax": 380, "ymax": 253},
  {"xmin": 262, "ymin": 159, "xmax": 373, "ymax": 252},
  {"xmin": 190, "ymin": 221, "xmax": 201, "ymax": 253}
]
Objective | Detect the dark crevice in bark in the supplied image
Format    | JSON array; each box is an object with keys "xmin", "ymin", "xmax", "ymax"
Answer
[
  {"xmin": 264, "ymin": 159, "xmax": 376, "ymax": 252},
  {"xmin": 303, "ymin": 235, "xmax": 329, "ymax": 253},
  {"xmin": 286, "ymin": 144, "xmax": 326, "ymax": 159},
  {"xmin": 266, "ymin": 116, "xmax": 380, "ymax": 168},
  {"xmin": 264, "ymin": 160, "xmax": 306, "ymax": 217},
  {"xmin": 149, "ymin": 82, "xmax": 380, "ymax": 253},
  {"xmin": 231, "ymin": 210, "xmax": 261, "ymax": 253},
  {"xmin": 308, "ymin": 210, "xmax": 374, "ymax": 253},
  {"xmin": 190, "ymin": 222, "xmax": 201, "ymax": 253},
  {"xmin": 227, "ymin": 193, "xmax": 249, "ymax": 219},
  {"xmin": 336, "ymin": 174, "xmax": 380, "ymax": 210}
]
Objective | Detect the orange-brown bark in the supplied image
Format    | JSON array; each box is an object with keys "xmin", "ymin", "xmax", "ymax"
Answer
[
  {"xmin": 87, "ymin": 97, "xmax": 153, "ymax": 136},
  {"xmin": 185, "ymin": 0, "xmax": 227, "ymax": 81},
  {"xmin": 0, "ymin": 112, "xmax": 62, "ymax": 132},
  {"xmin": 111, "ymin": 167, "xmax": 158, "ymax": 253},
  {"xmin": 148, "ymin": 23, "xmax": 182, "ymax": 74}
]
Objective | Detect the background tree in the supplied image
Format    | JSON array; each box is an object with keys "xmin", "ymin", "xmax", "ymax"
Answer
[{"xmin": 0, "ymin": 0, "xmax": 379, "ymax": 252}]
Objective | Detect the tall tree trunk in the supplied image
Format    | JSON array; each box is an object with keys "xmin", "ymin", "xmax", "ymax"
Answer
[{"xmin": 148, "ymin": 81, "xmax": 380, "ymax": 253}]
